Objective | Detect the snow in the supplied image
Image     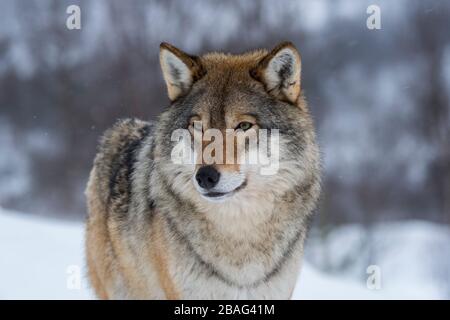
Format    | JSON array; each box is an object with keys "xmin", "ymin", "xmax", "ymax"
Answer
[
  {"xmin": 0, "ymin": 207, "xmax": 447, "ymax": 299},
  {"xmin": 0, "ymin": 208, "xmax": 92, "ymax": 299},
  {"xmin": 305, "ymin": 221, "xmax": 450, "ymax": 299}
]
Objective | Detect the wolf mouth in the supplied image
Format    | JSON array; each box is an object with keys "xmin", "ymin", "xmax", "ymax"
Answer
[
  {"xmin": 200, "ymin": 180, "xmax": 247, "ymax": 201},
  {"xmin": 203, "ymin": 191, "xmax": 229, "ymax": 198}
]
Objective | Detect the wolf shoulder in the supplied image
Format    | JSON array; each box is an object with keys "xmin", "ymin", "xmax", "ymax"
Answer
[{"xmin": 87, "ymin": 118, "xmax": 154, "ymax": 210}]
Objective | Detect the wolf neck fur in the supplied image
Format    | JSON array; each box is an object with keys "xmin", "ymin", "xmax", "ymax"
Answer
[{"xmin": 144, "ymin": 160, "xmax": 309, "ymax": 286}]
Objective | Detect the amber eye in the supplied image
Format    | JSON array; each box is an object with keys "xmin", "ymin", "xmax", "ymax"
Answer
[
  {"xmin": 189, "ymin": 119, "xmax": 203, "ymax": 132},
  {"xmin": 236, "ymin": 122, "xmax": 253, "ymax": 131}
]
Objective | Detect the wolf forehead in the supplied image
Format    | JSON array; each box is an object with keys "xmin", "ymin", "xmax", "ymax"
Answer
[
  {"xmin": 158, "ymin": 42, "xmax": 307, "ymax": 135},
  {"xmin": 169, "ymin": 50, "xmax": 272, "ymax": 111},
  {"xmin": 200, "ymin": 50, "xmax": 269, "ymax": 78}
]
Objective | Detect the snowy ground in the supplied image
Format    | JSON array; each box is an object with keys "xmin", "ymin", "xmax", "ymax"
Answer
[{"xmin": 0, "ymin": 207, "xmax": 448, "ymax": 299}]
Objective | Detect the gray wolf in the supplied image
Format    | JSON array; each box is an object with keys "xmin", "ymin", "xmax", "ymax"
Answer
[{"xmin": 85, "ymin": 41, "xmax": 321, "ymax": 299}]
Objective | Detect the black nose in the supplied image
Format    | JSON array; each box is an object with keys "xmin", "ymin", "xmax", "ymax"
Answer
[{"xmin": 195, "ymin": 165, "xmax": 220, "ymax": 190}]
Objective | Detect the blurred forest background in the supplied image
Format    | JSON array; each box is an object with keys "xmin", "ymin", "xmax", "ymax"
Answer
[
  {"xmin": 1, "ymin": 0, "xmax": 449, "ymax": 222},
  {"xmin": 0, "ymin": 0, "xmax": 449, "ymax": 295}
]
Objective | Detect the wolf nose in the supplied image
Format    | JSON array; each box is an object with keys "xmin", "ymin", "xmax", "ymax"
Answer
[{"xmin": 196, "ymin": 165, "xmax": 220, "ymax": 190}]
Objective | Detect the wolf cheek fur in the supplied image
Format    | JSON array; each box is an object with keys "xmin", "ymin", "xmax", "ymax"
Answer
[{"xmin": 85, "ymin": 41, "xmax": 321, "ymax": 299}]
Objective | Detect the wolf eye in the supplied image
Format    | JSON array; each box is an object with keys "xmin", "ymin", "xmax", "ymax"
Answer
[
  {"xmin": 189, "ymin": 120, "xmax": 203, "ymax": 132},
  {"xmin": 236, "ymin": 122, "xmax": 253, "ymax": 131}
]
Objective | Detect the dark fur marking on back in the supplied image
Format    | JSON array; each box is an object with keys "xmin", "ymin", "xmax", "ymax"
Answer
[
  {"xmin": 125, "ymin": 126, "xmax": 151, "ymax": 194},
  {"xmin": 108, "ymin": 123, "xmax": 152, "ymax": 219}
]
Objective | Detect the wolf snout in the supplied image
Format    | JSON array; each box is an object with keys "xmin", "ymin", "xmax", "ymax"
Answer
[{"xmin": 195, "ymin": 165, "xmax": 220, "ymax": 190}]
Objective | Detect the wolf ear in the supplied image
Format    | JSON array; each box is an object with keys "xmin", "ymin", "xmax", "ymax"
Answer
[
  {"xmin": 250, "ymin": 42, "xmax": 302, "ymax": 104},
  {"xmin": 159, "ymin": 42, "xmax": 205, "ymax": 101}
]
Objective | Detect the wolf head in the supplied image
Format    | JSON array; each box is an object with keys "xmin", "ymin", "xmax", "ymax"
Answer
[{"xmin": 153, "ymin": 42, "xmax": 320, "ymax": 220}]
